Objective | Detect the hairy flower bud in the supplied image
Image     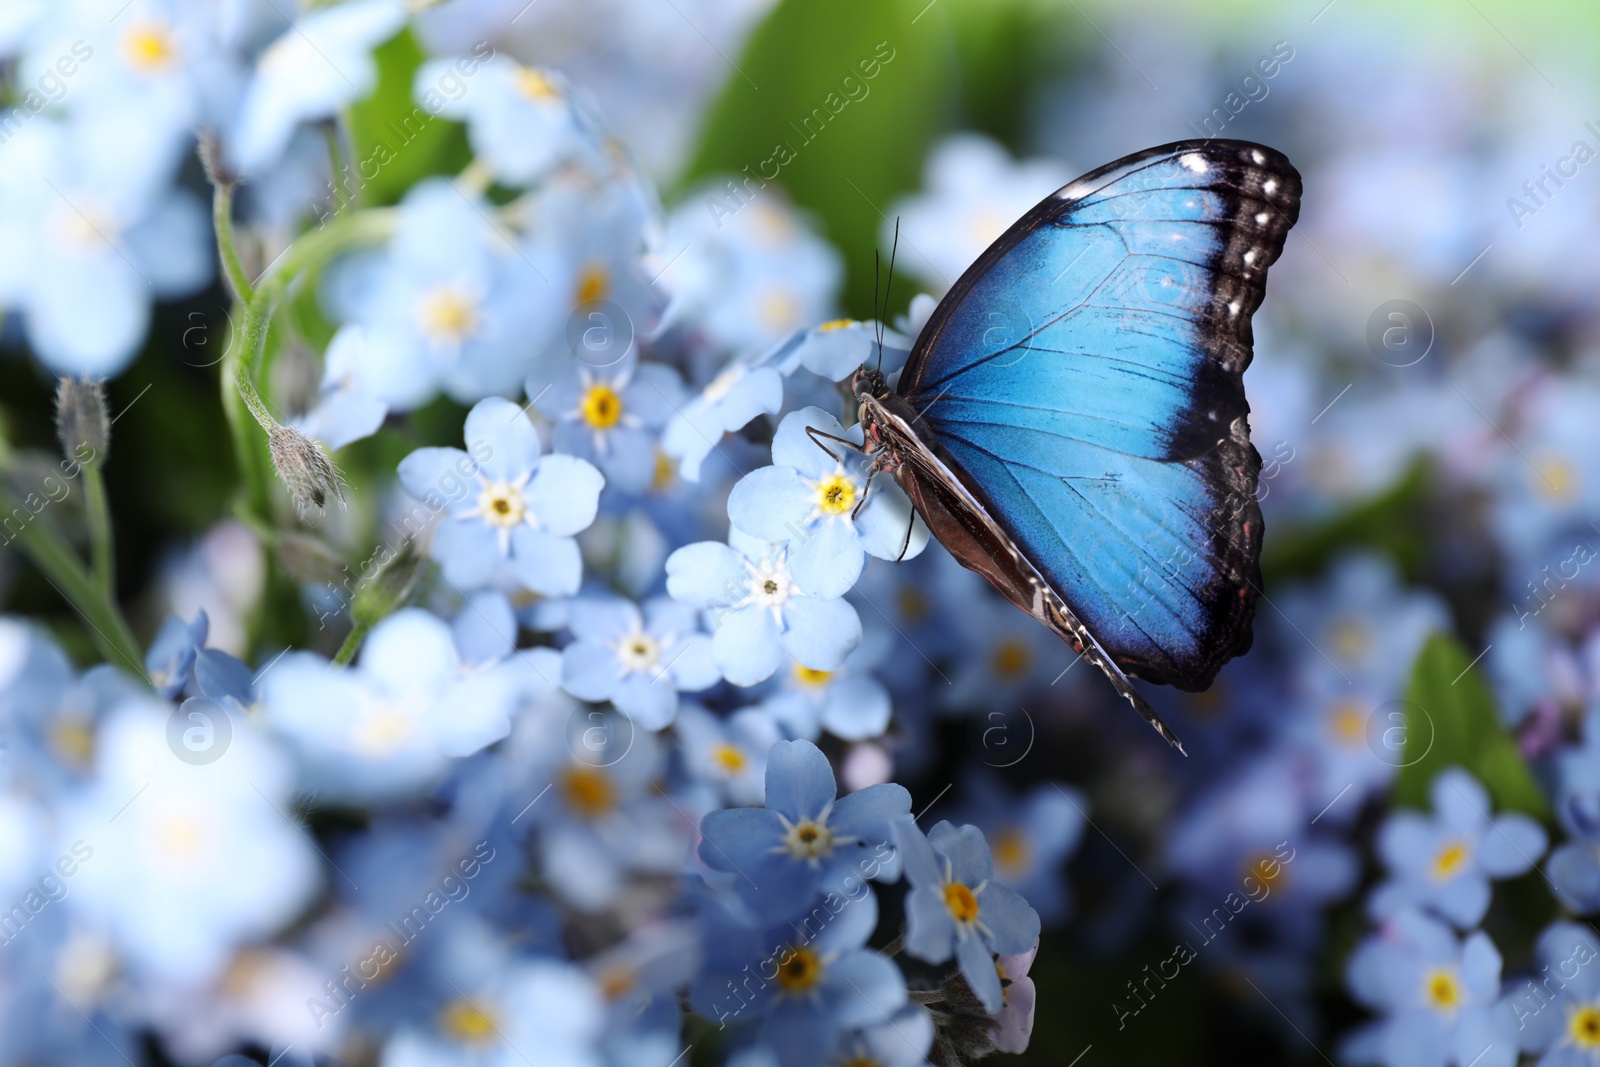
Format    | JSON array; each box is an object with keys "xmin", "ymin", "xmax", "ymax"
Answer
[
  {"xmin": 54, "ymin": 376, "xmax": 109, "ymax": 465},
  {"xmin": 268, "ymin": 426, "xmax": 345, "ymax": 518}
]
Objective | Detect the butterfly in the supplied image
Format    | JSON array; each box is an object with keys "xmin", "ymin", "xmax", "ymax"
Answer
[{"xmin": 840, "ymin": 139, "xmax": 1301, "ymax": 752}]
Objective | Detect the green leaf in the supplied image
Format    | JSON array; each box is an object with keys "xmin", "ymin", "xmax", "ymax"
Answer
[
  {"xmin": 1261, "ymin": 457, "xmax": 1430, "ymax": 586},
  {"xmin": 345, "ymin": 28, "xmax": 472, "ymax": 207},
  {"xmin": 1395, "ymin": 632, "xmax": 1547, "ymax": 818},
  {"xmin": 680, "ymin": 0, "xmax": 959, "ymax": 318}
]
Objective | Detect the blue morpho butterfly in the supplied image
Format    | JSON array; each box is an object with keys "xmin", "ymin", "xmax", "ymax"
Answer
[{"xmin": 814, "ymin": 139, "xmax": 1302, "ymax": 753}]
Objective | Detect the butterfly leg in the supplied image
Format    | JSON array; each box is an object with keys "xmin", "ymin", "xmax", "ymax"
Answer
[{"xmin": 805, "ymin": 426, "xmax": 866, "ymax": 464}]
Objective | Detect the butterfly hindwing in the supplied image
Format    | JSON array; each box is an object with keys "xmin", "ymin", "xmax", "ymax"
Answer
[{"xmin": 898, "ymin": 140, "xmax": 1301, "ymax": 690}]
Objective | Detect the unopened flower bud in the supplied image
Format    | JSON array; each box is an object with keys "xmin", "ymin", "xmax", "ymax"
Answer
[
  {"xmin": 268, "ymin": 426, "xmax": 345, "ymax": 518},
  {"xmin": 54, "ymin": 376, "xmax": 109, "ymax": 465}
]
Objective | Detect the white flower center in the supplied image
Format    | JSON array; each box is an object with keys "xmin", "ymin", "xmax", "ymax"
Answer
[
  {"xmin": 743, "ymin": 554, "xmax": 794, "ymax": 610},
  {"xmin": 614, "ymin": 632, "xmax": 661, "ymax": 674},
  {"xmin": 476, "ymin": 481, "xmax": 527, "ymax": 529},
  {"xmin": 418, "ymin": 285, "xmax": 481, "ymax": 345}
]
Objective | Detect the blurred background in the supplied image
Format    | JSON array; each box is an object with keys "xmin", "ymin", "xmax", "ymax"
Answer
[{"xmin": 4, "ymin": 0, "xmax": 1600, "ymax": 1065}]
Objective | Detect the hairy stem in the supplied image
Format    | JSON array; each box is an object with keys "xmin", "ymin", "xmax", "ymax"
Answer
[{"xmin": 81, "ymin": 463, "xmax": 114, "ymax": 599}]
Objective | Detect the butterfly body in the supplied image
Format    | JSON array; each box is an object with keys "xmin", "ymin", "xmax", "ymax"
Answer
[{"xmin": 853, "ymin": 139, "xmax": 1303, "ymax": 750}]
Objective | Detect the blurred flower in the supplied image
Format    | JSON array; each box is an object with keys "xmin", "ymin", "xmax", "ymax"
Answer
[
  {"xmin": 534, "ymin": 350, "xmax": 686, "ymax": 495},
  {"xmin": 414, "ymin": 57, "xmax": 596, "ymax": 186},
  {"xmin": 1548, "ymin": 708, "xmax": 1600, "ymax": 914},
  {"xmin": 398, "ymin": 396, "xmax": 603, "ymax": 596},
  {"xmin": 1508, "ymin": 921, "xmax": 1600, "ymax": 1065},
  {"xmin": 887, "ymin": 133, "xmax": 1070, "ymax": 293},
  {"xmin": 954, "ymin": 772, "xmax": 1086, "ymax": 924},
  {"xmin": 761, "ymin": 631, "xmax": 893, "ymax": 742},
  {"xmin": 231, "ymin": 0, "xmax": 405, "ymax": 173},
  {"xmin": 1371, "ymin": 767, "xmax": 1547, "ymax": 929},
  {"xmin": 1343, "ymin": 909, "xmax": 1518, "ymax": 1067},
  {"xmin": 145, "ymin": 608, "xmax": 208, "ymax": 699},
  {"xmin": 673, "ymin": 702, "xmax": 781, "ymax": 807},
  {"xmin": 989, "ymin": 941, "xmax": 1039, "ymax": 1054},
  {"xmin": 697, "ymin": 739, "xmax": 908, "ymax": 923},
  {"xmin": 892, "ymin": 816, "xmax": 1041, "ymax": 1012}
]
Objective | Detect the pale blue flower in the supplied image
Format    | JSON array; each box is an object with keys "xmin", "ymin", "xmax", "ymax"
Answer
[
  {"xmin": 1547, "ymin": 708, "xmax": 1600, "ymax": 914},
  {"xmin": 1508, "ymin": 921, "xmax": 1600, "ymax": 1066},
  {"xmin": 559, "ymin": 595, "xmax": 719, "ymax": 730},
  {"xmin": 761, "ymin": 631, "xmax": 892, "ymax": 742},
  {"xmin": 666, "ymin": 530, "xmax": 862, "ymax": 686},
  {"xmin": 729, "ymin": 407, "xmax": 926, "ymax": 596},
  {"xmin": 697, "ymin": 739, "xmax": 908, "ymax": 923},
  {"xmin": 533, "ymin": 350, "xmax": 686, "ymax": 495},
  {"xmin": 413, "ymin": 57, "xmax": 597, "ymax": 187},
  {"xmin": 1342, "ymin": 909, "xmax": 1518, "ymax": 1067},
  {"xmin": 292, "ymin": 324, "xmax": 388, "ymax": 450},
  {"xmin": 673, "ymin": 702, "xmax": 781, "ymax": 807},
  {"xmin": 690, "ymin": 868, "xmax": 906, "ymax": 1067},
  {"xmin": 891, "ymin": 815, "xmax": 1041, "ymax": 1012},
  {"xmin": 1372, "ymin": 767, "xmax": 1547, "ymax": 929},
  {"xmin": 661, "ymin": 354, "xmax": 785, "ymax": 482},
  {"xmin": 953, "ymin": 771, "xmax": 1086, "ymax": 924},
  {"xmin": 145, "ymin": 609, "xmax": 208, "ymax": 698},
  {"xmin": 399, "ymin": 397, "xmax": 603, "ymax": 596},
  {"xmin": 0, "ymin": 120, "xmax": 211, "ymax": 376},
  {"xmin": 230, "ymin": 0, "xmax": 406, "ymax": 173},
  {"xmin": 262, "ymin": 609, "xmax": 525, "ymax": 801},
  {"xmin": 59, "ymin": 698, "xmax": 320, "ymax": 981},
  {"xmin": 346, "ymin": 179, "xmax": 563, "ymax": 408}
]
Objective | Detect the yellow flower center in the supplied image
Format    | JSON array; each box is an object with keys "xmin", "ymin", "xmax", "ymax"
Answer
[
  {"xmin": 793, "ymin": 663, "xmax": 834, "ymax": 688},
  {"xmin": 782, "ymin": 818, "xmax": 834, "ymax": 860},
  {"xmin": 49, "ymin": 716, "xmax": 95, "ymax": 768},
  {"xmin": 121, "ymin": 21, "xmax": 180, "ymax": 75},
  {"xmin": 438, "ymin": 998, "xmax": 499, "ymax": 1044},
  {"xmin": 616, "ymin": 633, "xmax": 660, "ymax": 672},
  {"xmin": 597, "ymin": 965, "xmax": 636, "ymax": 1002},
  {"xmin": 356, "ymin": 706, "xmax": 415, "ymax": 755},
  {"xmin": 1245, "ymin": 850, "xmax": 1288, "ymax": 890},
  {"xmin": 814, "ymin": 472, "xmax": 856, "ymax": 516},
  {"xmin": 156, "ymin": 814, "xmax": 204, "ymax": 860},
  {"xmin": 758, "ymin": 289, "xmax": 799, "ymax": 330},
  {"xmin": 513, "ymin": 65, "xmax": 560, "ymax": 102},
  {"xmin": 898, "ymin": 586, "xmax": 928, "ymax": 624},
  {"xmin": 1570, "ymin": 1005, "xmax": 1600, "ymax": 1049},
  {"xmin": 1327, "ymin": 699, "xmax": 1367, "ymax": 745},
  {"xmin": 580, "ymin": 384, "xmax": 623, "ymax": 429},
  {"xmin": 776, "ymin": 946, "xmax": 823, "ymax": 993},
  {"xmin": 1432, "ymin": 840, "xmax": 1471, "ymax": 880},
  {"xmin": 1534, "ymin": 453, "xmax": 1579, "ymax": 503},
  {"xmin": 992, "ymin": 828, "xmax": 1030, "ymax": 877},
  {"xmin": 575, "ymin": 263, "xmax": 609, "ymax": 306},
  {"xmin": 1329, "ymin": 618, "xmax": 1370, "ymax": 665},
  {"xmin": 1423, "ymin": 968, "xmax": 1462, "ymax": 1012},
  {"xmin": 991, "ymin": 637, "xmax": 1032, "ymax": 681},
  {"xmin": 651, "ymin": 448, "xmax": 677, "ymax": 492},
  {"xmin": 562, "ymin": 765, "xmax": 616, "ymax": 819},
  {"xmin": 817, "ymin": 318, "xmax": 855, "ymax": 332},
  {"xmin": 944, "ymin": 882, "xmax": 980, "ymax": 924},
  {"xmin": 477, "ymin": 482, "xmax": 527, "ymax": 528},
  {"xmin": 418, "ymin": 286, "xmax": 480, "ymax": 344},
  {"xmin": 712, "ymin": 744, "xmax": 748, "ymax": 774}
]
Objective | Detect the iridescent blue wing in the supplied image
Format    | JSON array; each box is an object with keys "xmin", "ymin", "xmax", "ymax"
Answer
[{"xmin": 898, "ymin": 140, "xmax": 1301, "ymax": 689}]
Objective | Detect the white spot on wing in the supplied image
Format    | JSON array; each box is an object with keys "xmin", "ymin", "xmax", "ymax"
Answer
[
  {"xmin": 1180, "ymin": 153, "xmax": 1208, "ymax": 173},
  {"xmin": 1255, "ymin": 211, "xmax": 1269, "ymax": 225},
  {"xmin": 1228, "ymin": 301, "xmax": 1241, "ymax": 316},
  {"xmin": 1251, "ymin": 149, "xmax": 1265, "ymax": 164},
  {"xmin": 1243, "ymin": 249, "xmax": 1257, "ymax": 265},
  {"xmin": 1263, "ymin": 179, "xmax": 1278, "ymax": 195}
]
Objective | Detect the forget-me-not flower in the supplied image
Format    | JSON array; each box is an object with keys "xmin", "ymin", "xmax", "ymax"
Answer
[
  {"xmin": 1372, "ymin": 766, "xmax": 1547, "ymax": 928},
  {"xmin": 690, "ymin": 869, "xmax": 906, "ymax": 1067},
  {"xmin": 673, "ymin": 702, "xmax": 781, "ymax": 807},
  {"xmin": 145, "ymin": 609, "xmax": 208, "ymax": 698},
  {"xmin": 399, "ymin": 396, "xmax": 603, "ymax": 596},
  {"xmin": 666, "ymin": 529, "xmax": 862, "ymax": 686},
  {"xmin": 1548, "ymin": 707, "xmax": 1600, "ymax": 914},
  {"xmin": 533, "ymin": 350, "xmax": 686, "ymax": 495},
  {"xmin": 891, "ymin": 815, "xmax": 1041, "ymax": 1012},
  {"xmin": 761, "ymin": 630, "xmax": 893, "ymax": 742},
  {"xmin": 728, "ymin": 407, "xmax": 926, "ymax": 596},
  {"xmin": 1508, "ymin": 921, "xmax": 1600, "ymax": 1065},
  {"xmin": 697, "ymin": 739, "xmax": 908, "ymax": 923},
  {"xmin": 230, "ymin": 0, "xmax": 406, "ymax": 173},
  {"xmin": 661, "ymin": 353, "xmax": 785, "ymax": 482},
  {"xmin": 1342, "ymin": 908, "xmax": 1518, "ymax": 1067},
  {"xmin": 559, "ymin": 595, "xmax": 719, "ymax": 730}
]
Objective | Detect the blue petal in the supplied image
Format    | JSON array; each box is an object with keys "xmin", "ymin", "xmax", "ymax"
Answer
[
  {"xmin": 666, "ymin": 542, "xmax": 748, "ymax": 607},
  {"xmin": 771, "ymin": 407, "xmax": 853, "ymax": 477},
  {"xmin": 398, "ymin": 446, "xmax": 476, "ymax": 507},
  {"xmin": 728, "ymin": 465, "xmax": 814, "ymax": 543},
  {"xmin": 831, "ymin": 784, "xmax": 912, "ymax": 846},
  {"xmin": 957, "ymin": 929, "xmax": 1003, "ymax": 1012},
  {"xmin": 765, "ymin": 740, "xmax": 837, "ymax": 821},
  {"xmin": 779, "ymin": 596, "xmax": 861, "ymax": 671},
  {"xmin": 1478, "ymin": 815, "xmax": 1546, "ymax": 876},
  {"xmin": 433, "ymin": 518, "xmax": 501, "ymax": 588},
  {"xmin": 975, "ymin": 882, "xmax": 1039, "ymax": 956},
  {"xmin": 712, "ymin": 604, "xmax": 784, "ymax": 686},
  {"xmin": 902, "ymin": 885, "xmax": 956, "ymax": 963},
  {"xmin": 827, "ymin": 950, "xmax": 908, "ymax": 1030},
  {"xmin": 508, "ymin": 528, "xmax": 583, "ymax": 596},
  {"xmin": 788, "ymin": 519, "xmax": 864, "ymax": 600},
  {"xmin": 464, "ymin": 396, "xmax": 541, "ymax": 481},
  {"xmin": 892, "ymin": 816, "xmax": 943, "ymax": 889},
  {"xmin": 930, "ymin": 822, "xmax": 994, "ymax": 887},
  {"xmin": 561, "ymin": 639, "xmax": 623, "ymax": 702},
  {"xmin": 526, "ymin": 454, "xmax": 604, "ymax": 537}
]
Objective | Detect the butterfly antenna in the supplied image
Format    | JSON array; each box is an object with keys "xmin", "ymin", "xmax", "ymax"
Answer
[{"xmin": 877, "ymin": 218, "xmax": 901, "ymax": 373}]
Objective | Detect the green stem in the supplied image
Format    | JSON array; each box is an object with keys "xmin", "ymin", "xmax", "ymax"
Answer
[
  {"xmin": 81, "ymin": 463, "xmax": 114, "ymax": 599},
  {"xmin": 332, "ymin": 617, "xmax": 372, "ymax": 665},
  {"xmin": 323, "ymin": 121, "xmax": 351, "ymax": 216},
  {"xmin": 212, "ymin": 180, "xmax": 254, "ymax": 304},
  {"xmin": 0, "ymin": 487, "xmax": 141, "ymax": 673}
]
